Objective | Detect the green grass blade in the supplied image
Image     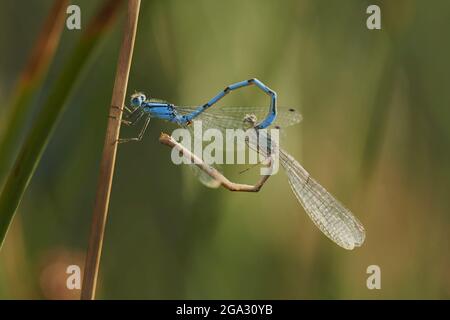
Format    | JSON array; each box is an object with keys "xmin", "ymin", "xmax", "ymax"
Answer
[
  {"xmin": 0, "ymin": 0, "xmax": 124, "ymax": 249},
  {"xmin": 0, "ymin": 0, "xmax": 68, "ymax": 184},
  {"xmin": 360, "ymin": 55, "xmax": 395, "ymax": 181}
]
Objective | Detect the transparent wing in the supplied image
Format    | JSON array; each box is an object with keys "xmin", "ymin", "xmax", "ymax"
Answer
[
  {"xmin": 175, "ymin": 126, "xmax": 223, "ymax": 188},
  {"xmin": 187, "ymin": 164, "xmax": 221, "ymax": 188},
  {"xmin": 175, "ymin": 105, "xmax": 302, "ymax": 132},
  {"xmin": 279, "ymin": 149, "xmax": 365, "ymax": 250}
]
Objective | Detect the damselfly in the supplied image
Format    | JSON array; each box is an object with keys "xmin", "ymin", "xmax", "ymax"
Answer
[
  {"xmin": 119, "ymin": 78, "xmax": 365, "ymax": 250},
  {"xmin": 118, "ymin": 78, "xmax": 295, "ymax": 142}
]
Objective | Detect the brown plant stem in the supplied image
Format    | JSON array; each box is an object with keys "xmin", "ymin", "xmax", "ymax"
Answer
[
  {"xmin": 81, "ymin": 0, "xmax": 141, "ymax": 300},
  {"xmin": 158, "ymin": 133, "xmax": 272, "ymax": 192}
]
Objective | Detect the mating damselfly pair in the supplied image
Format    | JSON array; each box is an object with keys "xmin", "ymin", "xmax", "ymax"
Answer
[{"xmin": 118, "ymin": 78, "xmax": 365, "ymax": 250}]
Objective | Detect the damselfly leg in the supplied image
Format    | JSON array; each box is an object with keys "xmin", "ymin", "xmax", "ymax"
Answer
[{"xmin": 118, "ymin": 115, "xmax": 151, "ymax": 144}]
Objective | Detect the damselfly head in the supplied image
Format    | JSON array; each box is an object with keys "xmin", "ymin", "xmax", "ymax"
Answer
[
  {"xmin": 131, "ymin": 92, "xmax": 146, "ymax": 107},
  {"xmin": 243, "ymin": 114, "xmax": 257, "ymax": 128}
]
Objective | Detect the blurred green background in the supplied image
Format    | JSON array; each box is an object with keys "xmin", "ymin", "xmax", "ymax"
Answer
[{"xmin": 0, "ymin": 0, "xmax": 449, "ymax": 299}]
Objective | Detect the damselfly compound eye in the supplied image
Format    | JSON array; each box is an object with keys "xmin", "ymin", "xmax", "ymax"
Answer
[{"xmin": 131, "ymin": 92, "xmax": 146, "ymax": 107}]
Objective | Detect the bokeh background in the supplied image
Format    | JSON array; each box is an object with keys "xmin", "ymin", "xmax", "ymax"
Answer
[{"xmin": 0, "ymin": 0, "xmax": 449, "ymax": 299}]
